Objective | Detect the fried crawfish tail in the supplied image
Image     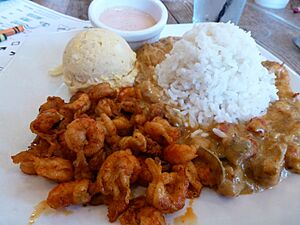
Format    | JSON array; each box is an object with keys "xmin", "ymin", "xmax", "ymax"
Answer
[
  {"xmin": 30, "ymin": 109, "xmax": 63, "ymax": 136},
  {"xmin": 95, "ymin": 98, "xmax": 120, "ymax": 117},
  {"xmin": 173, "ymin": 162, "xmax": 203, "ymax": 199},
  {"xmin": 64, "ymin": 117, "xmax": 105, "ymax": 157},
  {"xmin": 163, "ymin": 144, "xmax": 197, "ymax": 165},
  {"xmin": 97, "ymin": 113, "xmax": 121, "ymax": 146},
  {"xmin": 120, "ymin": 196, "xmax": 166, "ymax": 225},
  {"xmin": 117, "ymin": 86, "xmax": 142, "ymax": 102},
  {"xmin": 30, "ymin": 109, "xmax": 64, "ymax": 155},
  {"xmin": 39, "ymin": 96, "xmax": 65, "ymax": 113},
  {"xmin": 144, "ymin": 117, "xmax": 180, "ymax": 145},
  {"xmin": 136, "ymin": 157, "xmax": 153, "ymax": 186},
  {"xmin": 87, "ymin": 82, "xmax": 117, "ymax": 101},
  {"xmin": 112, "ymin": 116, "xmax": 133, "ymax": 136},
  {"xmin": 145, "ymin": 158, "xmax": 188, "ymax": 214},
  {"xmin": 119, "ymin": 129, "xmax": 147, "ymax": 153},
  {"xmin": 34, "ymin": 157, "xmax": 74, "ymax": 182},
  {"xmin": 96, "ymin": 149, "xmax": 141, "ymax": 222},
  {"xmin": 47, "ymin": 179, "xmax": 91, "ymax": 209},
  {"xmin": 73, "ymin": 151, "xmax": 92, "ymax": 180},
  {"xmin": 64, "ymin": 93, "xmax": 91, "ymax": 117},
  {"xmin": 11, "ymin": 150, "xmax": 36, "ymax": 175}
]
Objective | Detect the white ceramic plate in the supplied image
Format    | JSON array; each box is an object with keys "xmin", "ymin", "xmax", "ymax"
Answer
[{"xmin": 1, "ymin": 24, "xmax": 300, "ymax": 225}]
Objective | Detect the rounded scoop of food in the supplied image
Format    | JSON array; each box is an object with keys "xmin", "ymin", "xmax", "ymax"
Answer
[
  {"xmin": 156, "ymin": 22, "xmax": 279, "ymax": 126},
  {"xmin": 63, "ymin": 28, "xmax": 137, "ymax": 92}
]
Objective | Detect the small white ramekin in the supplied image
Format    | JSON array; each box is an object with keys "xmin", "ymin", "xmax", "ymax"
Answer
[{"xmin": 88, "ymin": 0, "xmax": 168, "ymax": 49}]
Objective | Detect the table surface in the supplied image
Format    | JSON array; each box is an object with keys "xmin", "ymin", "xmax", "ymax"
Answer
[{"xmin": 32, "ymin": 0, "xmax": 300, "ymax": 74}]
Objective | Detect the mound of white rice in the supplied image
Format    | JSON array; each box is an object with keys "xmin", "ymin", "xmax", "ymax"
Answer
[{"xmin": 156, "ymin": 22, "xmax": 278, "ymax": 126}]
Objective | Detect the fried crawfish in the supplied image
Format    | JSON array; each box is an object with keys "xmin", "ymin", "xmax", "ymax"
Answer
[
  {"xmin": 113, "ymin": 116, "xmax": 133, "ymax": 136},
  {"xmin": 87, "ymin": 82, "xmax": 116, "ymax": 101},
  {"xmin": 163, "ymin": 144, "xmax": 197, "ymax": 165},
  {"xmin": 11, "ymin": 151, "xmax": 36, "ymax": 175},
  {"xmin": 30, "ymin": 109, "xmax": 63, "ymax": 136},
  {"xmin": 144, "ymin": 117, "xmax": 180, "ymax": 145},
  {"xmin": 119, "ymin": 129, "xmax": 147, "ymax": 153},
  {"xmin": 95, "ymin": 150, "xmax": 141, "ymax": 222},
  {"xmin": 95, "ymin": 98, "xmax": 119, "ymax": 117},
  {"xmin": 118, "ymin": 87, "xmax": 142, "ymax": 102},
  {"xmin": 145, "ymin": 158, "xmax": 188, "ymax": 213},
  {"xmin": 64, "ymin": 93, "xmax": 91, "ymax": 117},
  {"xmin": 64, "ymin": 117, "xmax": 105, "ymax": 156},
  {"xmin": 39, "ymin": 96, "xmax": 65, "ymax": 112},
  {"xmin": 34, "ymin": 157, "xmax": 73, "ymax": 182},
  {"xmin": 119, "ymin": 196, "xmax": 166, "ymax": 225},
  {"xmin": 173, "ymin": 162, "xmax": 203, "ymax": 198},
  {"xmin": 47, "ymin": 179, "xmax": 91, "ymax": 209},
  {"xmin": 73, "ymin": 151, "xmax": 92, "ymax": 180}
]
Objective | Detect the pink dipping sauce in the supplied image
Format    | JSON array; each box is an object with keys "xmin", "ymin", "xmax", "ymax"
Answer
[{"xmin": 99, "ymin": 6, "xmax": 157, "ymax": 31}]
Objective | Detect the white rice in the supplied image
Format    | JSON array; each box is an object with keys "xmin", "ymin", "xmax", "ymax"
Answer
[{"xmin": 156, "ymin": 22, "xmax": 278, "ymax": 127}]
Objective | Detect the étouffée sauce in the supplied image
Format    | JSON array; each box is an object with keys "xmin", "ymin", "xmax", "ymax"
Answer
[
  {"xmin": 99, "ymin": 6, "xmax": 156, "ymax": 31},
  {"xmin": 136, "ymin": 38, "xmax": 300, "ymax": 197}
]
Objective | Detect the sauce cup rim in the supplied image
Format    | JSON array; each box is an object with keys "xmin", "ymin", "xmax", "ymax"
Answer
[{"xmin": 88, "ymin": 0, "xmax": 168, "ymax": 42}]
